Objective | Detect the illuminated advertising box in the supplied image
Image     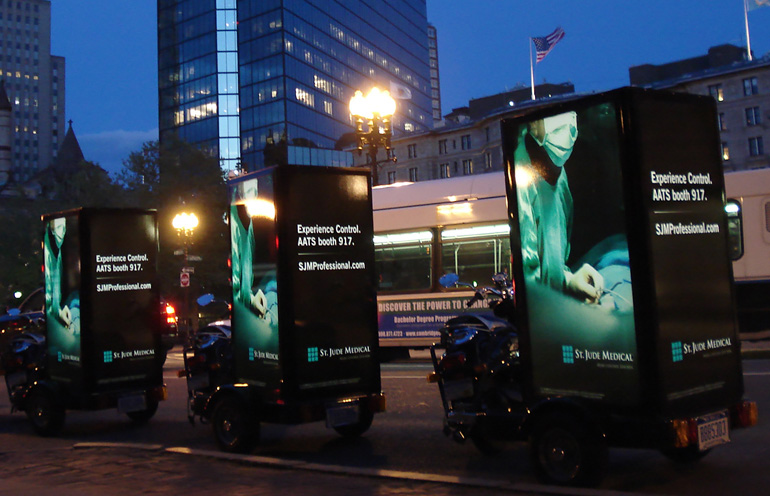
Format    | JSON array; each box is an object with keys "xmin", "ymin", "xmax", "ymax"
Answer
[
  {"xmin": 501, "ymin": 88, "xmax": 742, "ymax": 414},
  {"xmin": 229, "ymin": 166, "xmax": 380, "ymax": 401},
  {"xmin": 43, "ymin": 208, "xmax": 162, "ymax": 396}
]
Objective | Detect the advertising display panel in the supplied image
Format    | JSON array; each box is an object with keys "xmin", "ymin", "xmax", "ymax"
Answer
[
  {"xmin": 504, "ymin": 100, "xmax": 639, "ymax": 406},
  {"xmin": 282, "ymin": 168, "xmax": 380, "ymax": 399},
  {"xmin": 632, "ymin": 95, "xmax": 743, "ymax": 414},
  {"xmin": 44, "ymin": 209, "xmax": 162, "ymax": 394},
  {"xmin": 228, "ymin": 166, "xmax": 380, "ymax": 400},
  {"xmin": 44, "ymin": 214, "xmax": 83, "ymax": 387},
  {"xmin": 229, "ymin": 171, "xmax": 281, "ymax": 388},
  {"xmin": 503, "ymin": 88, "xmax": 742, "ymax": 413},
  {"xmin": 87, "ymin": 210, "xmax": 161, "ymax": 392}
]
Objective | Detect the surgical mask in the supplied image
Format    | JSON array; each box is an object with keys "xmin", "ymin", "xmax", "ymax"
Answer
[{"xmin": 532, "ymin": 111, "xmax": 578, "ymax": 167}]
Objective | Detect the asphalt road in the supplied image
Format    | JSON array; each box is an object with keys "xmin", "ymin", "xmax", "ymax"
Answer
[{"xmin": 1, "ymin": 352, "xmax": 769, "ymax": 495}]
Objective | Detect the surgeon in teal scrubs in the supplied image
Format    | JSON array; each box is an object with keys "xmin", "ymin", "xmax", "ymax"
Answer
[{"xmin": 514, "ymin": 111, "xmax": 604, "ymax": 304}]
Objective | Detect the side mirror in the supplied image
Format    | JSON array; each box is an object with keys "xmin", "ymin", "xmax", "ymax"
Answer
[
  {"xmin": 439, "ymin": 273, "xmax": 459, "ymax": 288},
  {"xmin": 197, "ymin": 293, "xmax": 215, "ymax": 306}
]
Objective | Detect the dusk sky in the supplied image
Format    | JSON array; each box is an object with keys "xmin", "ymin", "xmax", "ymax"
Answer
[{"xmin": 50, "ymin": 1, "xmax": 770, "ymax": 175}]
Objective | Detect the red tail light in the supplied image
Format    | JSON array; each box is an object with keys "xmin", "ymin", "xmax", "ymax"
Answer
[
  {"xmin": 440, "ymin": 353, "xmax": 466, "ymax": 370},
  {"xmin": 165, "ymin": 304, "xmax": 177, "ymax": 324},
  {"xmin": 732, "ymin": 401, "xmax": 759, "ymax": 428}
]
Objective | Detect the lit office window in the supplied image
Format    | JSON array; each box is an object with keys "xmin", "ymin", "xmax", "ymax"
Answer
[
  {"xmin": 462, "ymin": 159, "xmax": 473, "ymax": 175},
  {"xmin": 708, "ymin": 84, "xmax": 724, "ymax": 102},
  {"xmin": 295, "ymin": 88, "xmax": 314, "ymax": 107},
  {"xmin": 722, "ymin": 142, "xmax": 730, "ymax": 161},
  {"xmin": 439, "ymin": 163, "xmax": 450, "ymax": 178}
]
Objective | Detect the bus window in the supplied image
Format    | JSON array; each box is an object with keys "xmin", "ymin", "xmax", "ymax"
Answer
[
  {"xmin": 374, "ymin": 230, "xmax": 433, "ymax": 291},
  {"xmin": 725, "ymin": 199, "xmax": 743, "ymax": 260},
  {"xmin": 440, "ymin": 224, "xmax": 512, "ymax": 286}
]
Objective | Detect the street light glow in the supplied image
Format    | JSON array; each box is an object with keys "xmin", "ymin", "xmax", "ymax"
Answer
[
  {"xmin": 172, "ymin": 212, "xmax": 199, "ymax": 232},
  {"xmin": 349, "ymin": 87, "xmax": 396, "ymax": 119},
  {"xmin": 349, "ymin": 86, "xmax": 397, "ymax": 186}
]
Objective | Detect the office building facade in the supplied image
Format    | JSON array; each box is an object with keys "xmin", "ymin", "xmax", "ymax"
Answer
[
  {"xmin": 158, "ymin": 0, "xmax": 432, "ymax": 173},
  {"xmin": 0, "ymin": 0, "xmax": 65, "ymax": 184},
  {"xmin": 630, "ymin": 44, "xmax": 770, "ymax": 172}
]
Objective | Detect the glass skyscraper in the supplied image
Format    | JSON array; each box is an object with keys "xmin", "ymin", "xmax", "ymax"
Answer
[{"xmin": 158, "ymin": 0, "xmax": 432, "ymax": 173}]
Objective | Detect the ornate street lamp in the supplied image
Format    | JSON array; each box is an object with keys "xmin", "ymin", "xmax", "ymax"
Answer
[
  {"xmin": 172, "ymin": 211, "xmax": 198, "ymax": 339},
  {"xmin": 349, "ymin": 87, "xmax": 397, "ymax": 185}
]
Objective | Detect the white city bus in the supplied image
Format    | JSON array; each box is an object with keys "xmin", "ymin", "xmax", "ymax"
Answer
[
  {"xmin": 724, "ymin": 168, "xmax": 770, "ymax": 331},
  {"xmin": 372, "ymin": 172, "xmax": 511, "ymax": 348}
]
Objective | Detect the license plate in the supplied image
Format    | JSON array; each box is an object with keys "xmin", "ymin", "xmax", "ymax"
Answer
[
  {"xmin": 443, "ymin": 378, "xmax": 474, "ymax": 401},
  {"xmin": 697, "ymin": 410, "xmax": 730, "ymax": 451},
  {"xmin": 118, "ymin": 393, "xmax": 147, "ymax": 413},
  {"xmin": 6, "ymin": 371, "xmax": 27, "ymax": 389},
  {"xmin": 326, "ymin": 403, "xmax": 360, "ymax": 428},
  {"xmin": 186, "ymin": 372, "xmax": 210, "ymax": 392}
]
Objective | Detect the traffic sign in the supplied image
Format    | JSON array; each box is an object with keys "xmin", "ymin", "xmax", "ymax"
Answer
[
  {"xmin": 182, "ymin": 266, "xmax": 195, "ymax": 274},
  {"xmin": 180, "ymin": 272, "xmax": 190, "ymax": 287}
]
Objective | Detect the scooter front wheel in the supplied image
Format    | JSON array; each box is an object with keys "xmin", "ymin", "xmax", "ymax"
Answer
[
  {"xmin": 26, "ymin": 388, "xmax": 65, "ymax": 437},
  {"xmin": 211, "ymin": 396, "xmax": 259, "ymax": 453}
]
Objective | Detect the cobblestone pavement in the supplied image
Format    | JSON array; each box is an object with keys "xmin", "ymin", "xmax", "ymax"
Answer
[{"xmin": 0, "ymin": 446, "xmax": 577, "ymax": 496}]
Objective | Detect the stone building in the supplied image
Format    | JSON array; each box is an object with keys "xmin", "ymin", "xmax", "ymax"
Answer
[{"xmin": 630, "ymin": 44, "xmax": 770, "ymax": 172}]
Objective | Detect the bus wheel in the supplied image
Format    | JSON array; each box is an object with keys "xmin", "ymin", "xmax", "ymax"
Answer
[
  {"xmin": 212, "ymin": 396, "xmax": 259, "ymax": 453},
  {"xmin": 661, "ymin": 446, "xmax": 711, "ymax": 464},
  {"xmin": 26, "ymin": 388, "xmax": 65, "ymax": 437},
  {"xmin": 333, "ymin": 407, "xmax": 374, "ymax": 438},
  {"xmin": 530, "ymin": 412, "xmax": 607, "ymax": 487},
  {"xmin": 126, "ymin": 398, "xmax": 159, "ymax": 424}
]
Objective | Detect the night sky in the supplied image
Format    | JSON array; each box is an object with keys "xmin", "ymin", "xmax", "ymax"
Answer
[{"xmin": 50, "ymin": 0, "xmax": 770, "ymax": 175}]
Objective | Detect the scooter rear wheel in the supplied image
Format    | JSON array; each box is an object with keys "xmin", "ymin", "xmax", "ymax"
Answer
[
  {"xmin": 333, "ymin": 407, "xmax": 374, "ymax": 438},
  {"xmin": 126, "ymin": 398, "xmax": 159, "ymax": 424},
  {"xmin": 529, "ymin": 411, "xmax": 607, "ymax": 487}
]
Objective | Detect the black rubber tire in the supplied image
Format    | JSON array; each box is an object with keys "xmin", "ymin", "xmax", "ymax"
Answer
[
  {"xmin": 661, "ymin": 445, "xmax": 711, "ymax": 464},
  {"xmin": 470, "ymin": 417, "xmax": 508, "ymax": 455},
  {"xmin": 211, "ymin": 396, "xmax": 259, "ymax": 453},
  {"xmin": 333, "ymin": 407, "xmax": 374, "ymax": 438},
  {"xmin": 26, "ymin": 388, "xmax": 65, "ymax": 437},
  {"xmin": 126, "ymin": 398, "xmax": 159, "ymax": 424},
  {"xmin": 529, "ymin": 411, "xmax": 608, "ymax": 487}
]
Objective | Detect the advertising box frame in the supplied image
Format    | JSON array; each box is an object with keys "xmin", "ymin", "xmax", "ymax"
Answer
[
  {"xmin": 228, "ymin": 165, "xmax": 381, "ymax": 404},
  {"xmin": 41, "ymin": 207, "xmax": 164, "ymax": 403},
  {"xmin": 501, "ymin": 87, "xmax": 743, "ymax": 418}
]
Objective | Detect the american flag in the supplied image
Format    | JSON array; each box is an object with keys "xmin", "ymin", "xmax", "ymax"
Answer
[{"xmin": 533, "ymin": 27, "xmax": 565, "ymax": 63}]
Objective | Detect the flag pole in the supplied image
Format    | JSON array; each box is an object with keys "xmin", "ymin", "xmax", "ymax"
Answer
[
  {"xmin": 745, "ymin": 0, "xmax": 753, "ymax": 61},
  {"xmin": 529, "ymin": 38, "xmax": 536, "ymax": 101}
]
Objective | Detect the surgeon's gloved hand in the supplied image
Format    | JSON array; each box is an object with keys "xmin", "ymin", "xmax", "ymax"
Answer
[
  {"xmin": 566, "ymin": 264, "xmax": 604, "ymax": 304},
  {"xmin": 60, "ymin": 305, "xmax": 72, "ymax": 327},
  {"xmin": 250, "ymin": 289, "xmax": 268, "ymax": 318}
]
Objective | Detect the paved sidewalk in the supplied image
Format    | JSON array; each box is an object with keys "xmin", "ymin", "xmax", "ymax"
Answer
[{"xmin": 0, "ymin": 445, "xmax": 610, "ymax": 496}]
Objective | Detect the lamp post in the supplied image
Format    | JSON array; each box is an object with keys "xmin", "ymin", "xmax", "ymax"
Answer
[
  {"xmin": 349, "ymin": 87, "xmax": 397, "ymax": 186},
  {"xmin": 172, "ymin": 211, "xmax": 198, "ymax": 340}
]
